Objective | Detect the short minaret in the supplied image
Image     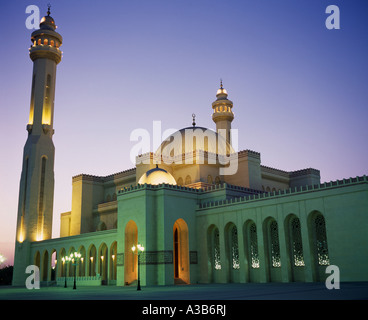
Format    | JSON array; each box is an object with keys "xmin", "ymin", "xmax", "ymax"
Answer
[
  {"xmin": 212, "ymin": 80, "xmax": 234, "ymax": 145},
  {"xmin": 13, "ymin": 7, "xmax": 62, "ymax": 286}
]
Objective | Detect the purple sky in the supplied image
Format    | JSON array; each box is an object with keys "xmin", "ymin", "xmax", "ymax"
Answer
[{"xmin": 1, "ymin": 0, "xmax": 367, "ymax": 266}]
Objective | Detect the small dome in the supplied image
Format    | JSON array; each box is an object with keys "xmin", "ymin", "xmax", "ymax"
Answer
[
  {"xmin": 216, "ymin": 87, "xmax": 228, "ymax": 96},
  {"xmin": 138, "ymin": 166, "xmax": 177, "ymax": 185},
  {"xmin": 40, "ymin": 15, "xmax": 56, "ymax": 31}
]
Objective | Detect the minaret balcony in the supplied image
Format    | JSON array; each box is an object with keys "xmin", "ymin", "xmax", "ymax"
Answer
[
  {"xmin": 29, "ymin": 45, "xmax": 62, "ymax": 64},
  {"xmin": 212, "ymin": 111, "xmax": 234, "ymax": 123}
]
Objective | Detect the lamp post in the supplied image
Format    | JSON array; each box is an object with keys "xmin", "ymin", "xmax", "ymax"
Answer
[
  {"xmin": 0, "ymin": 253, "xmax": 6, "ymax": 267},
  {"xmin": 132, "ymin": 244, "xmax": 144, "ymax": 291},
  {"xmin": 61, "ymin": 255, "xmax": 71, "ymax": 288},
  {"xmin": 70, "ymin": 252, "xmax": 82, "ymax": 290}
]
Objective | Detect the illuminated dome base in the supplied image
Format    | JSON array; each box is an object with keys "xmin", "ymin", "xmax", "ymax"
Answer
[{"xmin": 138, "ymin": 166, "xmax": 177, "ymax": 185}]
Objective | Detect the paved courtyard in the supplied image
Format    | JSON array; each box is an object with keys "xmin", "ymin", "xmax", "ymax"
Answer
[{"xmin": 0, "ymin": 282, "xmax": 367, "ymax": 300}]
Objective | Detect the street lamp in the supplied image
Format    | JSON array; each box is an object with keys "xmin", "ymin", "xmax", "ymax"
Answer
[
  {"xmin": 61, "ymin": 255, "xmax": 71, "ymax": 288},
  {"xmin": 131, "ymin": 244, "xmax": 144, "ymax": 290},
  {"xmin": 0, "ymin": 253, "xmax": 6, "ymax": 266},
  {"xmin": 70, "ymin": 252, "xmax": 82, "ymax": 290}
]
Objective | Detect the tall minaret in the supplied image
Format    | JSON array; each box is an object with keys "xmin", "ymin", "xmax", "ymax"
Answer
[
  {"xmin": 212, "ymin": 80, "xmax": 234, "ymax": 145},
  {"xmin": 13, "ymin": 7, "xmax": 62, "ymax": 286}
]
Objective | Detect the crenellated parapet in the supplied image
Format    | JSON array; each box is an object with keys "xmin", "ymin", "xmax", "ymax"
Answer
[
  {"xmin": 197, "ymin": 175, "xmax": 368, "ymax": 210},
  {"xmin": 72, "ymin": 168, "xmax": 136, "ymax": 183}
]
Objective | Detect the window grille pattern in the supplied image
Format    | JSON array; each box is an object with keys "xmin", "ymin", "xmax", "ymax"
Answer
[
  {"xmin": 270, "ymin": 221, "xmax": 281, "ymax": 268},
  {"xmin": 315, "ymin": 215, "xmax": 330, "ymax": 266},
  {"xmin": 231, "ymin": 226, "xmax": 240, "ymax": 269},
  {"xmin": 291, "ymin": 217, "xmax": 305, "ymax": 266},
  {"xmin": 214, "ymin": 228, "xmax": 221, "ymax": 270},
  {"xmin": 38, "ymin": 157, "xmax": 47, "ymax": 226},
  {"xmin": 249, "ymin": 223, "xmax": 259, "ymax": 268}
]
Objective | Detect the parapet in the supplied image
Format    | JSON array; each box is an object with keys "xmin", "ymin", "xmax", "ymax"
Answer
[
  {"xmin": 198, "ymin": 175, "xmax": 368, "ymax": 210},
  {"xmin": 72, "ymin": 168, "xmax": 136, "ymax": 184}
]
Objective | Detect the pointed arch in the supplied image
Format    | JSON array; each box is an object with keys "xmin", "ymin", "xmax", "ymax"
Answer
[
  {"xmin": 124, "ymin": 220, "xmax": 138, "ymax": 285},
  {"xmin": 207, "ymin": 224, "xmax": 221, "ymax": 283},
  {"xmin": 59, "ymin": 248, "xmax": 66, "ymax": 277},
  {"xmin": 110, "ymin": 241, "xmax": 117, "ymax": 281},
  {"xmin": 308, "ymin": 211, "xmax": 330, "ymax": 281},
  {"xmin": 87, "ymin": 244, "xmax": 97, "ymax": 276},
  {"xmin": 173, "ymin": 218, "xmax": 190, "ymax": 284},
  {"xmin": 99, "ymin": 243, "xmax": 108, "ymax": 285},
  {"xmin": 77, "ymin": 246, "xmax": 86, "ymax": 277},
  {"xmin": 243, "ymin": 219, "xmax": 260, "ymax": 283},
  {"xmin": 41, "ymin": 250, "xmax": 49, "ymax": 281},
  {"xmin": 225, "ymin": 222, "xmax": 240, "ymax": 283},
  {"xmin": 284, "ymin": 214, "xmax": 305, "ymax": 282},
  {"xmin": 263, "ymin": 217, "xmax": 282, "ymax": 282}
]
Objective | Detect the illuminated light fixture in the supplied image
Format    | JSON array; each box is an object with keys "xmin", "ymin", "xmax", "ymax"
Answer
[{"xmin": 132, "ymin": 243, "xmax": 144, "ymax": 291}]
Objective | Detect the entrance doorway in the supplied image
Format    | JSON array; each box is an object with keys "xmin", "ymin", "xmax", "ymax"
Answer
[
  {"xmin": 124, "ymin": 220, "xmax": 138, "ymax": 285},
  {"xmin": 173, "ymin": 219, "xmax": 190, "ymax": 284}
]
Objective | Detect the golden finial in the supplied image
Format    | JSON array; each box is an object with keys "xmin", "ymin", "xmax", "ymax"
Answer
[
  {"xmin": 47, "ymin": 3, "xmax": 51, "ymax": 16},
  {"xmin": 192, "ymin": 113, "xmax": 196, "ymax": 127},
  {"xmin": 220, "ymin": 78, "xmax": 223, "ymax": 89}
]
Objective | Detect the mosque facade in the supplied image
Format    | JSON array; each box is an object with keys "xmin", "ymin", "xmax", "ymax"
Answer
[{"xmin": 12, "ymin": 11, "xmax": 368, "ymax": 287}]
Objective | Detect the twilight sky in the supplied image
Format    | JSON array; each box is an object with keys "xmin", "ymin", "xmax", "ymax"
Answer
[{"xmin": 0, "ymin": 0, "xmax": 367, "ymax": 265}]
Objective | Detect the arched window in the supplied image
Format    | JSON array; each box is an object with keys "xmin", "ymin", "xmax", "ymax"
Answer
[
  {"xmin": 314, "ymin": 214, "xmax": 329, "ymax": 266},
  {"xmin": 88, "ymin": 245, "xmax": 97, "ymax": 276},
  {"xmin": 97, "ymin": 222, "xmax": 107, "ymax": 231},
  {"xmin": 290, "ymin": 217, "xmax": 305, "ymax": 266},
  {"xmin": 177, "ymin": 177, "xmax": 183, "ymax": 186},
  {"xmin": 185, "ymin": 175, "xmax": 191, "ymax": 185},
  {"xmin": 50, "ymin": 40, "xmax": 54, "ymax": 46},
  {"xmin": 207, "ymin": 175, "xmax": 213, "ymax": 184},
  {"xmin": 42, "ymin": 74, "xmax": 52, "ymax": 125},
  {"xmin": 78, "ymin": 246, "xmax": 86, "ymax": 277},
  {"xmin": 214, "ymin": 228, "xmax": 221, "ymax": 270},
  {"xmin": 44, "ymin": 38, "xmax": 48, "ymax": 45},
  {"xmin": 112, "ymin": 193, "xmax": 117, "ymax": 201},
  {"xmin": 37, "ymin": 38, "xmax": 41, "ymax": 45},
  {"xmin": 106, "ymin": 194, "xmax": 111, "ymax": 202},
  {"xmin": 230, "ymin": 225, "xmax": 240, "ymax": 269},
  {"xmin": 215, "ymin": 176, "xmax": 221, "ymax": 185},
  {"xmin": 110, "ymin": 242, "xmax": 117, "ymax": 281},
  {"xmin": 269, "ymin": 220, "xmax": 281, "ymax": 268},
  {"xmin": 37, "ymin": 157, "xmax": 47, "ymax": 240},
  {"xmin": 22, "ymin": 157, "xmax": 29, "ymax": 217},
  {"xmin": 249, "ymin": 222, "xmax": 259, "ymax": 268}
]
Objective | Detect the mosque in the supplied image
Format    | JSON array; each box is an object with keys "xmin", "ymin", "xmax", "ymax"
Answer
[{"xmin": 12, "ymin": 10, "xmax": 368, "ymax": 287}]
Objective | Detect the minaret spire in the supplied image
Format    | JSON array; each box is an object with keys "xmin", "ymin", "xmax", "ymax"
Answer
[
  {"xmin": 211, "ymin": 81, "xmax": 234, "ymax": 145},
  {"xmin": 13, "ymin": 9, "xmax": 63, "ymax": 286}
]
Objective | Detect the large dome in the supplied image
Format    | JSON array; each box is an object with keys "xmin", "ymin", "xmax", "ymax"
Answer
[
  {"xmin": 138, "ymin": 166, "xmax": 177, "ymax": 185},
  {"xmin": 155, "ymin": 126, "xmax": 235, "ymax": 161}
]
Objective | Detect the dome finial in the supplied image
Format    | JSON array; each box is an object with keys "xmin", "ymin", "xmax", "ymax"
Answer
[
  {"xmin": 192, "ymin": 113, "xmax": 196, "ymax": 127},
  {"xmin": 47, "ymin": 3, "xmax": 51, "ymax": 16},
  {"xmin": 220, "ymin": 78, "xmax": 223, "ymax": 89}
]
